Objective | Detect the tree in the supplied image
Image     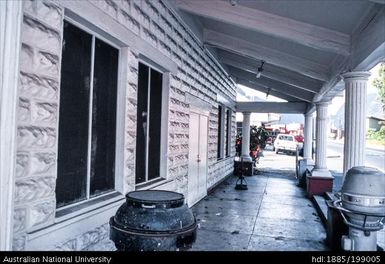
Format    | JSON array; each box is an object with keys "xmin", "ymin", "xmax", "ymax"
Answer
[
  {"xmin": 235, "ymin": 125, "xmax": 269, "ymax": 156},
  {"xmin": 235, "ymin": 133, "xmax": 242, "ymax": 156},
  {"xmin": 372, "ymin": 63, "xmax": 385, "ymax": 112},
  {"xmin": 250, "ymin": 125, "xmax": 269, "ymax": 151},
  {"xmin": 370, "ymin": 63, "xmax": 385, "ymax": 143}
]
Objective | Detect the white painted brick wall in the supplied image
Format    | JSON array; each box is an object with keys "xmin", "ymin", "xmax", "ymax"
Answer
[
  {"xmin": 13, "ymin": 0, "xmax": 64, "ymax": 250},
  {"xmin": 13, "ymin": 0, "xmax": 237, "ymax": 250}
]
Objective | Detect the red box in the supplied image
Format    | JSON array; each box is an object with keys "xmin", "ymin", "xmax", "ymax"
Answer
[{"xmin": 306, "ymin": 175, "xmax": 333, "ymax": 197}]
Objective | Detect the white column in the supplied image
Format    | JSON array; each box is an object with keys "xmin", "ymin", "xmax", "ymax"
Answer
[
  {"xmin": 0, "ymin": 0, "xmax": 23, "ymax": 250},
  {"xmin": 311, "ymin": 103, "xmax": 332, "ymax": 177},
  {"xmin": 241, "ymin": 112, "xmax": 252, "ymax": 161},
  {"xmin": 303, "ymin": 112, "xmax": 313, "ymax": 161},
  {"xmin": 341, "ymin": 71, "xmax": 370, "ymax": 179}
]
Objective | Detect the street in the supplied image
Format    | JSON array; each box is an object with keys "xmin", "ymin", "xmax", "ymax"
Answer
[
  {"xmin": 327, "ymin": 141, "xmax": 385, "ymax": 173},
  {"xmin": 263, "ymin": 141, "xmax": 384, "ymax": 192}
]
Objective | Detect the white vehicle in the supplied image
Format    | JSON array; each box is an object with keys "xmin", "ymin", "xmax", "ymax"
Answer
[{"xmin": 273, "ymin": 134, "xmax": 303, "ymax": 155}]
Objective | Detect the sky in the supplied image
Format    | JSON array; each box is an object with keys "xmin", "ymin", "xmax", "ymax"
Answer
[{"xmin": 236, "ymin": 84, "xmax": 287, "ymax": 102}]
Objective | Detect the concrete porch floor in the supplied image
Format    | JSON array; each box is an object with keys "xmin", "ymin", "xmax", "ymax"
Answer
[
  {"xmin": 87, "ymin": 148, "xmax": 329, "ymax": 251},
  {"xmin": 86, "ymin": 149, "xmax": 385, "ymax": 251},
  {"xmin": 190, "ymin": 169, "xmax": 327, "ymax": 251}
]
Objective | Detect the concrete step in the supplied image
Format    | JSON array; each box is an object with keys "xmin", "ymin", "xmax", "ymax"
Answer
[{"xmin": 312, "ymin": 195, "xmax": 328, "ymax": 228}]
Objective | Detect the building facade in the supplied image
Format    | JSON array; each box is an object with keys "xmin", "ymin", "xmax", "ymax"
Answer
[{"xmin": 8, "ymin": 0, "xmax": 236, "ymax": 250}]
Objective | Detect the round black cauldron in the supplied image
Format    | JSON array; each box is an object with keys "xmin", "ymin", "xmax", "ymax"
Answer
[{"xmin": 109, "ymin": 190, "xmax": 197, "ymax": 251}]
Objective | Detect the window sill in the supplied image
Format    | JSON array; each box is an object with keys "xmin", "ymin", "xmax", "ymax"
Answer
[
  {"xmin": 55, "ymin": 191, "xmax": 123, "ymax": 220},
  {"xmin": 135, "ymin": 178, "xmax": 172, "ymax": 190},
  {"xmin": 26, "ymin": 192, "xmax": 125, "ymax": 250},
  {"xmin": 217, "ymin": 156, "xmax": 233, "ymax": 162}
]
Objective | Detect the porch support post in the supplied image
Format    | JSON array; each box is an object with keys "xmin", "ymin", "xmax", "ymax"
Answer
[
  {"xmin": 307, "ymin": 103, "xmax": 333, "ymax": 197},
  {"xmin": 341, "ymin": 71, "xmax": 370, "ymax": 182},
  {"xmin": 303, "ymin": 112, "xmax": 313, "ymax": 161},
  {"xmin": 241, "ymin": 112, "xmax": 252, "ymax": 161}
]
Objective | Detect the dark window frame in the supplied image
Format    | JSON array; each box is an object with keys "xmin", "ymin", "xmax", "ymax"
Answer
[
  {"xmin": 135, "ymin": 62, "xmax": 164, "ymax": 185},
  {"xmin": 226, "ymin": 109, "xmax": 232, "ymax": 157},
  {"xmin": 217, "ymin": 104, "xmax": 225, "ymax": 160},
  {"xmin": 56, "ymin": 20, "xmax": 120, "ymax": 209}
]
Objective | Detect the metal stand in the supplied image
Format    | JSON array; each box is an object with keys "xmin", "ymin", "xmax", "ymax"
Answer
[
  {"xmin": 235, "ymin": 158, "xmax": 248, "ymax": 190},
  {"xmin": 332, "ymin": 200, "xmax": 384, "ymax": 251}
]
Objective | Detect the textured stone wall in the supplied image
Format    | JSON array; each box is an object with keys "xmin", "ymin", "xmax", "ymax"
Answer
[
  {"xmin": 13, "ymin": 0, "xmax": 63, "ymax": 250},
  {"xmin": 123, "ymin": 50, "xmax": 139, "ymax": 194},
  {"xmin": 206, "ymin": 106, "xmax": 235, "ymax": 189},
  {"xmin": 167, "ymin": 77, "xmax": 190, "ymax": 196},
  {"xmin": 13, "ymin": 0, "xmax": 236, "ymax": 250},
  {"xmin": 89, "ymin": 0, "xmax": 237, "ymax": 195},
  {"xmin": 55, "ymin": 223, "xmax": 115, "ymax": 251}
]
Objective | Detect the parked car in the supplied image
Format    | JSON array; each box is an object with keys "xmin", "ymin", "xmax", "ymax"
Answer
[{"xmin": 273, "ymin": 134, "xmax": 303, "ymax": 155}]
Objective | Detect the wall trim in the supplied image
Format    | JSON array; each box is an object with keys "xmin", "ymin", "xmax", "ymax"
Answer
[
  {"xmin": 26, "ymin": 196, "xmax": 125, "ymax": 250},
  {"xmin": 61, "ymin": 1, "xmax": 178, "ymax": 74},
  {"xmin": 0, "ymin": 0, "xmax": 23, "ymax": 250},
  {"xmin": 207, "ymin": 171, "xmax": 234, "ymax": 194},
  {"xmin": 186, "ymin": 93, "xmax": 211, "ymax": 116}
]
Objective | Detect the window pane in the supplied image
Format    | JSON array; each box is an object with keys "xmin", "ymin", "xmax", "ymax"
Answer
[
  {"xmin": 217, "ymin": 105, "xmax": 222, "ymax": 159},
  {"xmin": 148, "ymin": 69, "xmax": 162, "ymax": 181},
  {"xmin": 226, "ymin": 109, "xmax": 231, "ymax": 157},
  {"xmin": 56, "ymin": 22, "xmax": 92, "ymax": 207},
  {"xmin": 90, "ymin": 38, "xmax": 118, "ymax": 196},
  {"xmin": 135, "ymin": 63, "xmax": 149, "ymax": 184}
]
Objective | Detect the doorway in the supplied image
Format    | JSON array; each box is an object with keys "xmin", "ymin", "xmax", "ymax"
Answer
[{"xmin": 188, "ymin": 111, "xmax": 208, "ymax": 206}]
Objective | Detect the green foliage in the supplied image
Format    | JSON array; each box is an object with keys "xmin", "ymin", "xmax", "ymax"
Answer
[
  {"xmin": 372, "ymin": 63, "xmax": 385, "ymax": 112},
  {"xmin": 367, "ymin": 126, "xmax": 385, "ymax": 141},
  {"xmin": 235, "ymin": 125, "xmax": 269, "ymax": 154},
  {"xmin": 236, "ymin": 132, "xmax": 242, "ymax": 154},
  {"xmin": 250, "ymin": 125, "xmax": 269, "ymax": 150}
]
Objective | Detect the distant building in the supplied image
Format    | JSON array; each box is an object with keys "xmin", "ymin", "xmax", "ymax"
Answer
[
  {"xmin": 367, "ymin": 116, "xmax": 385, "ymax": 131},
  {"xmin": 329, "ymin": 92, "xmax": 385, "ymax": 135},
  {"xmin": 264, "ymin": 114, "xmax": 304, "ymax": 136}
]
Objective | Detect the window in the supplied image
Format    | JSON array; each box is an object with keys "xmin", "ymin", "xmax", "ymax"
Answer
[
  {"xmin": 217, "ymin": 104, "xmax": 225, "ymax": 159},
  {"xmin": 135, "ymin": 62, "xmax": 163, "ymax": 184},
  {"xmin": 56, "ymin": 21, "xmax": 119, "ymax": 208},
  {"xmin": 218, "ymin": 105, "xmax": 231, "ymax": 159},
  {"xmin": 226, "ymin": 109, "xmax": 232, "ymax": 157}
]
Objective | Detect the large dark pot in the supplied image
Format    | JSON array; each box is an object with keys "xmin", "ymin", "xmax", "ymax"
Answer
[{"xmin": 110, "ymin": 190, "xmax": 197, "ymax": 251}]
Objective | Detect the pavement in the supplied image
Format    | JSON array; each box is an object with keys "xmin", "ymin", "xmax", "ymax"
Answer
[
  {"xmin": 329, "ymin": 139, "xmax": 385, "ymax": 152},
  {"xmin": 327, "ymin": 140, "xmax": 385, "ymax": 173},
  {"xmin": 87, "ymin": 146, "xmax": 384, "ymax": 251},
  {"xmin": 191, "ymin": 148, "xmax": 384, "ymax": 251},
  {"xmin": 190, "ymin": 149, "xmax": 328, "ymax": 251}
]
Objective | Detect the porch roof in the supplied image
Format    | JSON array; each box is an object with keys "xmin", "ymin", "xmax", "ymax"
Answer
[{"xmin": 170, "ymin": 0, "xmax": 385, "ymax": 113}]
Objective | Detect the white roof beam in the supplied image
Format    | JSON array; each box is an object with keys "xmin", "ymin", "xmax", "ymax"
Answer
[
  {"xmin": 235, "ymin": 77, "xmax": 312, "ymax": 103},
  {"xmin": 313, "ymin": 6, "xmax": 385, "ymax": 102},
  {"xmin": 176, "ymin": 0, "xmax": 350, "ymax": 56},
  {"xmin": 204, "ymin": 29, "xmax": 329, "ymax": 82},
  {"xmin": 235, "ymin": 78, "xmax": 300, "ymax": 102},
  {"xmin": 351, "ymin": 6, "xmax": 385, "ymax": 70},
  {"xmin": 219, "ymin": 55, "xmax": 321, "ymax": 93},
  {"xmin": 237, "ymin": 102, "xmax": 308, "ymax": 114},
  {"xmin": 229, "ymin": 67, "xmax": 314, "ymax": 102}
]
